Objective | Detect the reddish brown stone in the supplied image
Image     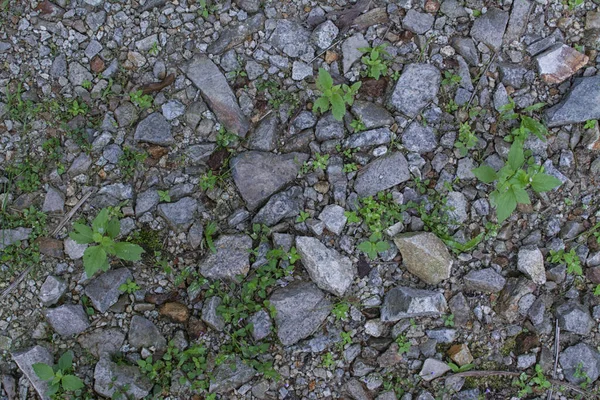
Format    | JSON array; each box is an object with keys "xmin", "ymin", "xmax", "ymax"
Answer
[
  {"xmin": 147, "ymin": 146, "xmax": 169, "ymax": 159},
  {"xmin": 448, "ymin": 344, "xmax": 473, "ymax": 366},
  {"xmin": 424, "ymin": 0, "xmax": 440, "ymax": 13},
  {"xmin": 159, "ymin": 302, "xmax": 190, "ymax": 323},
  {"xmin": 536, "ymin": 44, "xmax": 589, "ymax": 84},
  {"xmin": 34, "ymin": 0, "xmax": 64, "ymax": 20},
  {"xmin": 325, "ymin": 51, "xmax": 339, "ymax": 64},
  {"xmin": 90, "ymin": 56, "xmax": 105, "ymax": 73},
  {"xmin": 360, "ymin": 77, "xmax": 388, "ymax": 98},
  {"xmin": 515, "ymin": 332, "xmax": 540, "ymax": 354},
  {"xmin": 36, "ymin": 237, "xmax": 64, "ymax": 258},
  {"xmin": 586, "ymin": 267, "xmax": 600, "ymax": 284},
  {"xmin": 187, "ymin": 316, "xmax": 207, "ymax": 340}
]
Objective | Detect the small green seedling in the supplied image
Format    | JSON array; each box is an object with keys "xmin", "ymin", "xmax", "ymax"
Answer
[
  {"xmin": 344, "ymin": 211, "xmax": 361, "ymax": 224},
  {"xmin": 455, "ymin": 122, "xmax": 478, "ymax": 157},
  {"xmin": 357, "ymin": 232, "xmax": 390, "ymax": 260},
  {"xmin": 443, "ymin": 314, "xmax": 455, "ymax": 327},
  {"xmin": 358, "ymin": 44, "xmax": 390, "ymax": 80},
  {"xmin": 350, "ymin": 118, "xmax": 366, "ymax": 132},
  {"xmin": 119, "ymin": 278, "xmax": 141, "ymax": 294},
  {"xmin": 548, "ymin": 249, "xmax": 582, "ymax": 276},
  {"xmin": 158, "ymin": 190, "xmax": 171, "ymax": 202},
  {"xmin": 441, "ymin": 71, "xmax": 461, "ymax": 87},
  {"xmin": 204, "ymin": 221, "xmax": 218, "ymax": 253},
  {"xmin": 395, "ymin": 334, "xmax": 411, "ymax": 355},
  {"xmin": 332, "ymin": 301, "xmax": 350, "ymax": 320},
  {"xmin": 296, "ymin": 211, "xmax": 310, "ymax": 223},
  {"xmin": 584, "ymin": 120, "xmax": 597, "ymax": 130},
  {"xmin": 33, "ymin": 351, "xmax": 84, "ymax": 397},
  {"xmin": 69, "ymin": 208, "xmax": 145, "ymax": 277},
  {"xmin": 130, "ymin": 90, "xmax": 153, "ymax": 110},
  {"xmin": 314, "ymin": 68, "xmax": 361, "ymax": 121}
]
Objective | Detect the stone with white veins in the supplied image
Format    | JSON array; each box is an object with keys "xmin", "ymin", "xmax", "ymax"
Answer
[
  {"xmin": 295, "ymin": 236, "xmax": 355, "ymax": 296},
  {"xmin": 134, "ymin": 112, "xmax": 173, "ymax": 146},
  {"xmin": 381, "ymin": 286, "xmax": 447, "ymax": 322},
  {"xmin": 45, "ymin": 304, "xmax": 90, "ymax": 337},
  {"xmin": 354, "ymin": 152, "xmax": 410, "ymax": 198},
  {"xmin": 388, "ymin": 63, "xmax": 441, "ymax": 118},
  {"xmin": 535, "ymin": 44, "xmax": 589, "ymax": 84},
  {"xmin": 85, "ymin": 268, "xmax": 132, "ymax": 313},
  {"xmin": 12, "ymin": 346, "xmax": 53, "ymax": 400},
  {"xmin": 470, "ymin": 8, "xmax": 509, "ymax": 52},
  {"xmin": 199, "ymin": 234, "xmax": 253, "ymax": 281},
  {"xmin": 318, "ymin": 204, "xmax": 347, "ymax": 235},
  {"xmin": 517, "ymin": 246, "xmax": 546, "ymax": 285},
  {"xmin": 393, "ymin": 232, "xmax": 453, "ymax": 285}
]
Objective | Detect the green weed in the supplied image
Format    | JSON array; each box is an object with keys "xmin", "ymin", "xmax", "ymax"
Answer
[
  {"xmin": 358, "ymin": 44, "xmax": 390, "ymax": 80},
  {"xmin": 33, "ymin": 351, "xmax": 84, "ymax": 397},
  {"xmin": 314, "ymin": 68, "xmax": 361, "ymax": 121}
]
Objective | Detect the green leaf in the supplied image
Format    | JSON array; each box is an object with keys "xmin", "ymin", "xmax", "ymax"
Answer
[
  {"xmin": 92, "ymin": 208, "xmax": 109, "ymax": 234},
  {"xmin": 330, "ymin": 93, "xmax": 346, "ymax": 121},
  {"xmin": 313, "ymin": 96, "xmax": 330, "ymax": 114},
  {"xmin": 471, "ymin": 165, "xmax": 497, "ymax": 184},
  {"xmin": 375, "ymin": 241, "xmax": 390, "ymax": 252},
  {"xmin": 495, "ymin": 190, "xmax": 517, "ymax": 223},
  {"xmin": 507, "ymin": 141, "xmax": 525, "ymax": 170},
  {"xmin": 523, "ymin": 102, "xmax": 546, "ymax": 113},
  {"xmin": 69, "ymin": 223, "xmax": 94, "ymax": 244},
  {"xmin": 113, "ymin": 242, "xmax": 145, "ymax": 261},
  {"xmin": 521, "ymin": 115, "xmax": 548, "ymax": 140},
  {"xmin": 106, "ymin": 218, "xmax": 120, "ymax": 239},
  {"xmin": 511, "ymin": 186, "xmax": 530, "ymax": 204},
  {"xmin": 61, "ymin": 375, "xmax": 84, "ymax": 391},
  {"xmin": 531, "ymin": 173, "xmax": 562, "ymax": 192},
  {"xmin": 46, "ymin": 383, "xmax": 60, "ymax": 396},
  {"xmin": 57, "ymin": 351, "xmax": 73, "ymax": 372},
  {"xmin": 316, "ymin": 68, "xmax": 333, "ymax": 91},
  {"xmin": 33, "ymin": 363, "xmax": 55, "ymax": 381},
  {"xmin": 83, "ymin": 245, "xmax": 108, "ymax": 276}
]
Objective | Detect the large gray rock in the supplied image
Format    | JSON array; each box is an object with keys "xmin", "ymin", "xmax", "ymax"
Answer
[
  {"xmin": 199, "ymin": 234, "xmax": 253, "ymax": 281},
  {"xmin": 388, "ymin": 63, "xmax": 441, "ymax": 118},
  {"xmin": 354, "ymin": 152, "xmax": 410, "ymax": 197},
  {"xmin": 545, "ymin": 75, "xmax": 600, "ymax": 127},
  {"xmin": 464, "ymin": 268, "xmax": 506, "ymax": 292},
  {"xmin": 0, "ymin": 227, "xmax": 31, "ymax": 250},
  {"xmin": 128, "ymin": 316, "xmax": 166, "ymax": 351},
  {"xmin": 185, "ymin": 55, "xmax": 249, "ymax": 137},
  {"xmin": 517, "ymin": 246, "xmax": 546, "ymax": 285},
  {"xmin": 253, "ymin": 186, "xmax": 304, "ymax": 227},
  {"xmin": 269, "ymin": 19, "xmax": 313, "ymax": 58},
  {"xmin": 344, "ymin": 128, "xmax": 392, "ymax": 149},
  {"xmin": 12, "ymin": 346, "xmax": 53, "ymax": 400},
  {"xmin": 393, "ymin": 232, "xmax": 453, "ymax": 285},
  {"xmin": 85, "ymin": 268, "xmax": 132, "ymax": 313},
  {"xmin": 209, "ymin": 357, "xmax": 256, "ymax": 393},
  {"xmin": 470, "ymin": 8, "xmax": 509, "ymax": 51},
  {"xmin": 556, "ymin": 302, "xmax": 593, "ymax": 335},
  {"xmin": 231, "ymin": 151, "xmax": 308, "ymax": 210},
  {"xmin": 495, "ymin": 277, "xmax": 536, "ymax": 322},
  {"xmin": 381, "ymin": 287, "xmax": 447, "ymax": 322},
  {"xmin": 403, "ymin": 10, "xmax": 434, "ymax": 34},
  {"xmin": 420, "ymin": 358, "xmax": 451, "ymax": 381},
  {"xmin": 247, "ymin": 113, "xmax": 279, "ymax": 151},
  {"xmin": 39, "ymin": 276, "xmax": 67, "ymax": 306},
  {"xmin": 351, "ymin": 101, "xmax": 394, "ymax": 129},
  {"xmin": 134, "ymin": 113, "xmax": 173, "ymax": 146},
  {"xmin": 45, "ymin": 304, "xmax": 90, "ymax": 337},
  {"xmin": 157, "ymin": 197, "xmax": 197, "ymax": 230},
  {"xmin": 207, "ymin": 13, "xmax": 265, "ymax": 54},
  {"xmin": 269, "ymin": 281, "xmax": 332, "ymax": 346},
  {"xmin": 402, "ymin": 122, "xmax": 437, "ymax": 153},
  {"xmin": 316, "ymin": 114, "xmax": 345, "ymax": 141},
  {"xmin": 78, "ymin": 328, "xmax": 125, "ymax": 358},
  {"xmin": 295, "ymin": 236, "xmax": 356, "ymax": 296},
  {"xmin": 559, "ymin": 343, "xmax": 600, "ymax": 385},
  {"xmin": 94, "ymin": 357, "xmax": 153, "ymax": 399}
]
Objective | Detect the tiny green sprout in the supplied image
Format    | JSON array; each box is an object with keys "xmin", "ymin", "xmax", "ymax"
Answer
[
  {"xmin": 130, "ymin": 90, "xmax": 153, "ymax": 110},
  {"xmin": 344, "ymin": 211, "xmax": 361, "ymax": 224},
  {"xmin": 340, "ymin": 331, "xmax": 352, "ymax": 347},
  {"xmin": 443, "ymin": 314, "xmax": 455, "ymax": 327},
  {"xmin": 447, "ymin": 361, "xmax": 474, "ymax": 373},
  {"xmin": 395, "ymin": 334, "xmax": 411, "ymax": 355},
  {"xmin": 548, "ymin": 249, "xmax": 582, "ymax": 276},
  {"xmin": 358, "ymin": 44, "xmax": 390, "ymax": 80},
  {"xmin": 332, "ymin": 301, "xmax": 350, "ymax": 320},
  {"xmin": 584, "ymin": 120, "xmax": 597, "ymax": 130},
  {"xmin": 343, "ymin": 163, "xmax": 358, "ymax": 173},
  {"xmin": 357, "ymin": 231, "xmax": 389, "ymax": 260},
  {"xmin": 204, "ymin": 221, "xmax": 218, "ymax": 253},
  {"xmin": 149, "ymin": 41, "xmax": 160, "ymax": 56},
  {"xmin": 350, "ymin": 118, "xmax": 366, "ymax": 132},
  {"xmin": 455, "ymin": 122, "xmax": 478, "ymax": 157},
  {"xmin": 158, "ymin": 190, "xmax": 171, "ymax": 203},
  {"xmin": 119, "ymin": 278, "xmax": 141, "ymax": 294},
  {"xmin": 81, "ymin": 80, "xmax": 92, "ymax": 90},
  {"xmin": 441, "ymin": 71, "xmax": 461, "ymax": 87},
  {"xmin": 296, "ymin": 211, "xmax": 310, "ymax": 223},
  {"xmin": 321, "ymin": 353, "xmax": 335, "ymax": 369}
]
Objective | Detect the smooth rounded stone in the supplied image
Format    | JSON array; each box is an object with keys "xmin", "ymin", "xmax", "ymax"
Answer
[
  {"xmin": 556, "ymin": 302, "xmax": 593, "ymax": 335},
  {"xmin": 464, "ymin": 268, "xmax": 506, "ymax": 292},
  {"xmin": 269, "ymin": 19, "xmax": 313, "ymax": 58},
  {"xmin": 344, "ymin": 127, "xmax": 391, "ymax": 149},
  {"xmin": 388, "ymin": 63, "xmax": 441, "ymax": 118},
  {"xmin": 316, "ymin": 114, "xmax": 345, "ymax": 141},
  {"xmin": 202, "ymin": 297, "xmax": 225, "ymax": 331},
  {"xmin": 12, "ymin": 346, "xmax": 54, "ymax": 400},
  {"xmin": 134, "ymin": 112, "xmax": 173, "ymax": 146},
  {"xmin": 128, "ymin": 315, "xmax": 166, "ymax": 351},
  {"xmin": 403, "ymin": 10, "xmax": 434, "ymax": 34},
  {"xmin": 44, "ymin": 304, "xmax": 90, "ymax": 337},
  {"xmin": 354, "ymin": 152, "xmax": 410, "ymax": 198},
  {"xmin": 419, "ymin": 358, "xmax": 451, "ymax": 381},
  {"xmin": 94, "ymin": 357, "xmax": 153, "ymax": 399},
  {"xmin": 351, "ymin": 101, "xmax": 394, "ymax": 129},
  {"xmin": 559, "ymin": 343, "xmax": 600, "ymax": 385},
  {"xmin": 157, "ymin": 197, "xmax": 197, "ymax": 230},
  {"xmin": 209, "ymin": 357, "xmax": 256, "ymax": 393},
  {"xmin": 85, "ymin": 268, "xmax": 132, "ymax": 313},
  {"xmin": 135, "ymin": 189, "xmax": 159, "ymax": 216},
  {"xmin": 342, "ymin": 33, "xmax": 369, "ymax": 73},
  {"xmin": 252, "ymin": 186, "xmax": 304, "ymax": 227},
  {"xmin": 545, "ymin": 75, "xmax": 600, "ymax": 127},
  {"xmin": 495, "ymin": 278, "xmax": 536, "ymax": 322},
  {"xmin": 248, "ymin": 309, "xmax": 272, "ymax": 341},
  {"xmin": 39, "ymin": 276, "xmax": 67, "ymax": 306},
  {"xmin": 393, "ymin": 232, "xmax": 453, "ymax": 285},
  {"xmin": 199, "ymin": 234, "xmax": 253, "ymax": 281},
  {"xmin": 381, "ymin": 286, "xmax": 447, "ymax": 322},
  {"xmin": 269, "ymin": 281, "xmax": 332, "ymax": 346},
  {"xmin": 231, "ymin": 151, "xmax": 308, "ymax": 210},
  {"xmin": 470, "ymin": 8, "xmax": 509, "ymax": 52},
  {"xmin": 68, "ymin": 61, "xmax": 93, "ymax": 86},
  {"xmin": 295, "ymin": 236, "xmax": 356, "ymax": 296},
  {"xmin": 78, "ymin": 328, "xmax": 125, "ymax": 358},
  {"xmin": 311, "ymin": 20, "xmax": 339, "ymax": 49},
  {"xmin": 517, "ymin": 246, "xmax": 546, "ymax": 285},
  {"xmin": 318, "ymin": 204, "xmax": 347, "ymax": 235},
  {"xmin": 292, "ymin": 61, "xmax": 313, "ymax": 81},
  {"xmin": 161, "ymin": 100, "xmax": 185, "ymax": 121},
  {"xmin": 42, "ymin": 186, "xmax": 65, "ymax": 213},
  {"xmin": 247, "ymin": 113, "xmax": 279, "ymax": 151},
  {"xmin": 64, "ymin": 237, "xmax": 87, "ymax": 260}
]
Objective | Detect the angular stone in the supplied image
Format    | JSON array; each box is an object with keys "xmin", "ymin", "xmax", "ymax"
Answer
[
  {"xmin": 235, "ymin": 0, "xmax": 260, "ymax": 12},
  {"xmin": 354, "ymin": 152, "xmax": 410, "ymax": 197},
  {"xmin": 381, "ymin": 286, "xmax": 447, "ymax": 322},
  {"xmin": 403, "ymin": 10, "xmax": 434, "ymax": 34},
  {"xmin": 68, "ymin": 152, "xmax": 92, "ymax": 176},
  {"xmin": 393, "ymin": 232, "xmax": 453, "ymax": 285},
  {"xmin": 202, "ymin": 297, "xmax": 225, "ymax": 331},
  {"xmin": 452, "ymin": 37, "xmax": 479, "ymax": 66},
  {"xmin": 247, "ymin": 113, "xmax": 279, "ymax": 151},
  {"xmin": 495, "ymin": 277, "xmax": 536, "ymax": 322},
  {"xmin": 68, "ymin": 62, "xmax": 93, "ymax": 86},
  {"xmin": 185, "ymin": 55, "xmax": 249, "ymax": 137},
  {"xmin": 269, "ymin": 19, "xmax": 313, "ymax": 58},
  {"xmin": 388, "ymin": 63, "xmax": 441, "ymax": 118},
  {"xmin": 269, "ymin": 281, "xmax": 332, "ymax": 346},
  {"xmin": 37, "ymin": 237, "xmax": 64, "ymax": 258},
  {"xmin": 535, "ymin": 44, "xmax": 588, "ymax": 84},
  {"xmin": 42, "ymin": 186, "xmax": 65, "ymax": 213},
  {"xmin": 556, "ymin": 302, "xmax": 593, "ymax": 335},
  {"xmin": 295, "ymin": 236, "xmax": 356, "ymax": 296},
  {"xmin": 162, "ymin": 100, "xmax": 185, "ymax": 121},
  {"xmin": 559, "ymin": 343, "xmax": 600, "ymax": 385},
  {"xmin": 45, "ymin": 304, "xmax": 90, "ymax": 337},
  {"xmin": 470, "ymin": 8, "xmax": 509, "ymax": 51},
  {"xmin": 402, "ymin": 122, "xmax": 437, "ymax": 153},
  {"xmin": 504, "ymin": 0, "xmax": 532, "ymax": 44},
  {"xmin": 517, "ymin": 246, "xmax": 546, "ymax": 285},
  {"xmin": 78, "ymin": 328, "xmax": 125, "ymax": 358},
  {"xmin": 419, "ymin": 358, "xmax": 451, "ymax": 381},
  {"xmin": 135, "ymin": 189, "xmax": 159, "ymax": 216},
  {"xmin": 231, "ymin": 151, "xmax": 308, "ymax": 210},
  {"xmin": 207, "ymin": 13, "xmax": 265, "ymax": 54},
  {"xmin": 344, "ymin": 379, "xmax": 370, "ymax": 399},
  {"xmin": 0, "ymin": 227, "xmax": 31, "ymax": 250},
  {"xmin": 134, "ymin": 112, "xmax": 173, "ymax": 146},
  {"xmin": 199, "ymin": 234, "xmax": 253, "ymax": 281},
  {"xmin": 12, "ymin": 346, "xmax": 53, "ymax": 400},
  {"xmin": 316, "ymin": 114, "xmax": 345, "ymax": 141},
  {"xmin": 248, "ymin": 309, "xmax": 272, "ymax": 341},
  {"xmin": 545, "ymin": 76, "xmax": 600, "ymax": 127},
  {"xmin": 426, "ymin": 328, "xmax": 457, "ymax": 343},
  {"xmin": 209, "ymin": 356, "xmax": 256, "ymax": 393},
  {"xmin": 344, "ymin": 127, "xmax": 391, "ymax": 149},
  {"xmin": 440, "ymin": 0, "xmax": 467, "ymax": 19},
  {"xmin": 318, "ymin": 204, "xmax": 347, "ymax": 235},
  {"xmin": 351, "ymin": 101, "xmax": 394, "ymax": 129},
  {"xmin": 85, "ymin": 268, "xmax": 132, "ymax": 313},
  {"xmin": 311, "ymin": 20, "xmax": 339, "ymax": 49},
  {"xmin": 253, "ymin": 186, "xmax": 303, "ymax": 227},
  {"xmin": 39, "ymin": 276, "xmax": 67, "ymax": 306},
  {"xmin": 94, "ymin": 357, "xmax": 153, "ymax": 399},
  {"xmin": 64, "ymin": 237, "xmax": 87, "ymax": 260},
  {"xmin": 128, "ymin": 316, "xmax": 166, "ymax": 351},
  {"xmin": 342, "ymin": 33, "xmax": 369, "ymax": 73},
  {"xmin": 464, "ymin": 268, "xmax": 506, "ymax": 292},
  {"xmin": 448, "ymin": 344, "xmax": 473, "ymax": 366},
  {"xmin": 157, "ymin": 197, "xmax": 197, "ymax": 230}
]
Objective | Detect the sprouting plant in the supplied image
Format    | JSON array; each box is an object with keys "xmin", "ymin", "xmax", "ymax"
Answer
[
  {"xmin": 332, "ymin": 301, "xmax": 350, "ymax": 320},
  {"xmin": 594, "ymin": 285, "xmax": 600, "ymax": 296},
  {"xmin": 530, "ymin": 364, "xmax": 552, "ymax": 390},
  {"xmin": 199, "ymin": 170, "xmax": 218, "ymax": 191},
  {"xmin": 69, "ymin": 208, "xmax": 145, "ymax": 277},
  {"xmin": 149, "ymin": 41, "xmax": 160, "ymax": 56},
  {"xmin": 443, "ymin": 314, "xmax": 455, "ymax": 327},
  {"xmin": 313, "ymin": 153, "xmax": 329, "ymax": 170},
  {"xmin": 340, "ymin": 331, "xmax": 353, "ymax": 347},
  {"xmin": 455, "ymin": 122, "xmax": 478, "ymax": 157},
  {"xmin": 81, "ymin": 80, "xmax": 92, "ymax": 90},
  {"xmin": 321, "ymin": 353, "xmax": 335, "ymax": 369},
  {"xmin": 566, "ymin": 0, "xmax": 584, "ymax": 10},
  {"xmin": 215, "ymin": 127, "xmax": 239, "ymax": 149},
  {"xmin": 314, "ymin": 68, "xmax": 361, "ymax": 121},
  {"xmin": 358, "ymin": 44, "xmax": 390, "ymax": 80},
  {"xmin": 197, "ymin": 0, "xmax": 219, "ymax": 17},
  {"xmin": 119, "ymin": 278, "xmax": 141, "ymax": 294},
  {"xmin": 574, "ymin": 362, "xmax": 592, "ymax": 388},
  {"xmin": 498, "ymin": 99, "xmax": 548, "ymax": 143},
  {"xmin": 6, "ymin": 158, "xmax": 43, "ymax": 193},
  {"xmin": 350, "ymin": 118, "xmax": 366, "ymax": 132},
  {"xmin": 357, "ymin": 232, "xmax": 390, "ymax": 260},
  {"xmin": 343, "ymin": 163, "xmax": 358, "ymax": 173},
  {"xmin": 81, "ymin": 295, "xmax": 95, "ymax": 316},
  {"xmin": 395, "ymin": 334, "xmax": 411, "ymax": 355},
  {"xmin": 130, "ymin": 90, "xmax": 153, "ymax": 110},
  {"xmin": 250, "ymin": 223, "xmax": 270, "ymax": 242},
  {"xmin": 548, "ymin": 249, "xmax": 582, "ymax": 276},
  {"xmin": 447, "ymin": 361, "xmax": 474, "ymax": 373},
  {"xmin": 584, "ymin": 120, "xmax": 597, "ymax": 130},
  {"xmin": 68, "ymin": 99, "xmax": 89, "ymax": 117},
  {"xmin": 33, "ymin": 351, "xmax": 84, "ymax": 397},
  {"xmin": 391, "ymin": 70, "xmax": 401, "ymax": 81},
  {"xmin": 296, "ymin": 211, "xmax": 310, "ymax": 223},
  {"xmin": 471, "ymin": 140, "xmax": 561, "ymax": 222},
  {"xmin": 158, "ymin": 190, "xmax": 171, "ymax": 203},
  {"xmin": 204, "ymin": 221, "xmax": 218, "ymax": 253},
  {"xmin": 441, "ymin": 71, "xmax": 461, "ymax": 87},
  {"xmin": 344, "ymin": 211, "xmax": 361, "ymax": 224},
  {"xmin": 118, "ymin": 147, "xmax": 147, "ymax": 180},
  {"xmin": 445, "ymin": 99, "xmax": 458, "ymax": 113}
]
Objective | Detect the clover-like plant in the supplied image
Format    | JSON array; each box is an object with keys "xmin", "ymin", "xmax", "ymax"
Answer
[
  {"xmin": 70, "ymin": 208, "xmax": 144, "ymax": 277},
  {"xmin": 314, "ymin": 68, "xmax": 361, "ymax": 121}
]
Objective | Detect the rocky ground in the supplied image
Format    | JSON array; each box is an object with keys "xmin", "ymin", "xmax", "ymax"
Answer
[{"xmin": 1, "ymin": 0, "xmax": 600, "ymax": 398}]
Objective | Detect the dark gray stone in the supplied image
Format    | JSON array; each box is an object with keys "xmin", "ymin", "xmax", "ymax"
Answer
[
  {"xmin": 440, "ymin": 0, "xmax": 467, "ymax": 19},
  {"xmin": 470, "ymin": 8, "xmax": 509, "ymax": 51},
  {"xmin": 402, "ymin": 122, "xmax": 437, "ymax": 153},
  {"xmin": 247, "ymin": 113, "xmax": 279, "ymax": 151},
  {"xmin": 344, "ymin": 128, "xmax": 391, "ymax": 149},
  {"xmin": 78, "ymin": 328, "xmax": 125, "ymax": 358},
  {"xmin": 354, "ymin": 152, "xmax": 410, "ymax": 198},
  {"xmin": 556, "ymin": 302, "xmax": 594, "ymax": 335},
  {"xmin": 403, "ymin": 10, "xmax": 434, "ymax": 34},
  {"xmin": 68, "ymin": 152, "xmax": 92, "ymax": 176},
  {"xmin": 495, "ymin": 278, "xmax": 536, "ymax": 322},
  {"xmin": 199, "ymin": 234, "xmax": 253, "ymax": 281},
  {"xmin": 504, "ymin": 0, "xmax": 532, "ymax": 44},
  {"xmin": 464, "ymin": 268, "xmax": 506, "ymax": 292},
  {"xmin": 85, "ymin": 268, "xmax": 132, "ymax": 313},
  {"xmin": 248, "ymin": 309, "xmax": 272, "ymax": 341},
  {"xmin": 12, "ymin": 346, "xmax": 53, "ymax": 400},
  {"xmin": 94, "ymin": 357, "xmax": 153, "ymax": 399},
  {"xmin": 51, "ymin": 54, "xmax": 67, "ymax": 78},
  {"xmin": 316, "ymin": 114, "xmax": 345, "ymax": 141},
  {"xmin": 45, "ymin": 304, "xmax": 90, "ymax": 337},
  {"xmin": 157, "ymin": 197, "xmax": 197, "ymax": 230},
  {"xmin": 559, "ymin": 343, "xmax": 600, "ymax": 385},
  {"xmin": 351, "ymin": 101, "xmax": 394, "ymax": 129},
  {"xmin": 388, "ymin": 63, "xmax": 441, "ymax": 118},
  {"xmin": 185, "ymin": 143, "xmax": 216, "ymax": 165},
  {"xmin": 134, "ymin": 113, "xmax": 173, "ymax": 146},
  {"xmin": 545, "ymin": 75, "xmax": 600, "ymax": 127},
  {"xmin": 207, "ymin": 14, "xmax": 265, "ymax": 55},
  {"xmin": 135, "ymin": 189, "xmax": 159, "ymax": 216},
  {"xmin": 202, "ymin": 297, "xmax": 225, "ymax": 331},
  {"xmin": 209, "ymin": 357, "xmax": 256, "ymax": 393},
  {"xmin": 235, "ymin": 0, "xmax": 260, "ymax": 13},
  {"xmin": 68, "ymin": 62, "xmax": 93, "ymax": 86},
  {"xmin": 253, "ymin": 186, "xmax": 304, "ymax": 227},
  {"xmin": 452, "ymin": 37, "xmax": 479, "ymax": 66},
  {"xmin": 381, "ymin": 286, "xmax": 447, "ymax": 322},
  {"xmin": 0, "ymin": 227, "xmax": 32, "ymax": 250},
  {"xmin": 128, "ymin": 316, "xmax": 166, "ymax": 351}
]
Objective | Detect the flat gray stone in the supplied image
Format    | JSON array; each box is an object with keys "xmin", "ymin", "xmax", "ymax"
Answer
[
  {"xmin": 12, "ymin": 346, "xmax": 53, "ymax": 400},
  {"xmin": 94, "ymin": 357, "xmax": 153, "ymax": 399},
  {"xmin": 0, "ymin": 227, "xmax": 32, "ymax": 250},
  {"xmin": 157, "ymin": 197, "xmax": 197, "ymax": 230},
  {"xmin": 248, "ymin": 309, "xmax": 272, "ymax": 341},
  {"xmin": 393, "ymin": 232, "xmax": 453, "ymax": 285},
  {"xmin": 517, "ymin": 246, "xmax": 546, "ymax": 285},
  {"xmin": 318, "ymin": 204, "xmax": 347, "ymax": 235},
  {"xmin": 85, "ymin": 268, "xmax": 132, "ymax": 313},
  {"xmin": 135, "ymin": 189, "xmax": 159, "ymax": 216},
  {"xmin": 42, "ymin": 186, "xmax": 65, "ymax": 213},
  {"xmin": 556, "ymin": 302, "xmax": 593, "ymax": 335},
  {"xmin": 253, "ymin": 186, "xmax": 304, "ymax": 227},
  {"xmin": 78, "ymin": 328, "xmax": 125, "ymax": 358},
  {"xmin": 559, "ymin": 343, "xmax": 600, "ymax": 385},
  {"xmin": 209, "ymin": 357, "xmax": 256, "ymax": 393},
  {"xmin": 45, "ymin": 304, "xmax": 90, "ymax": 337},
  {"xmin": 202, "ymin": 297, "xmax": 225, "ymax": 331},
  {"xmin": 247, "ymin": 113, "xmax": 279, "ymax": 151},
  {"xmin": 269, "ymin": 19, "xmax": 313, "ymax": 58},
  {"xmin": 545, "ymin": 75, "xmax": 600, "ymax": 127},
  {"xmin": 68, "ymin": 62, "xmax": 93, "ymax": 86},
  {"xmin": 464, "ymin": 268, "xmax": 506, "ymax": 292},
  {"xmin": 39, "ymin": 276, "xmax": 67, "ymax": 306},
  {"xmin": 354, "ymin": 152, "xmax": 410, "ymax": 197},
  {"xmin": 388, "ymin": 63, "xmax": 441, "ymax": 118},
  {"xmin": 207, "ymin": 14, "xmax": 265, "ymax": 55},
  {"xmin": 351, "ymin": 101, "xmax": 394, "ymax": 129},
  {"xmin": 269, "ymin": 281, "xmax": 332, "ymax": 346},
  {"xmin": 316, "ymin": 114, "xmax": 345, "ymax": 141},
  {"xmin": 68, "ymin": 152, "xmax": 92, "ymax": 176},
  {"xmin": 452, "ymin": 37, "xmax": 479, "ymax": 66},
  {"xmin": 134, "ymin": 113, "xmax": 173, "ymax": 146},
  {"xmin": 402, "ymin": 122, "xmax": 437, "ymax": 153},
  {"xmin": 342, "ymin": 33, "xmax": 369, "ymax": 73},
  {"xmin": 344, "ymin": 128, "xmax": 391, "ymax": 149},
  {"xmin": 381, "ymin": 286, "xmax": 447, "ymax": 322},
  {"xmin": 199, "ymin": 234, "xmax": 253, "ymax": 281},
  {"xmin": 536, "ymin": 44, "xmax": 588, "ymax": 84},
  {"xmin": 504, "ymin": 0, "xmax": 532, "ymax": 44},
  {"xmin": 470, "ymin": 8, "xmax": 509, "ymax": 52},
  {"xmin": 420, "ymin": 358, "xmax": 451, "ymax": 381},
  {"xmin": 403, "ymin": 10, "xmax": 434, "ymax": 34},
  {"xmin": 128, "ymin": 315, "xmax": 166, "ymax": 351},
  {"xmin": 296, "ymin": 236, "xmax": 356, "ymax": 296}
]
